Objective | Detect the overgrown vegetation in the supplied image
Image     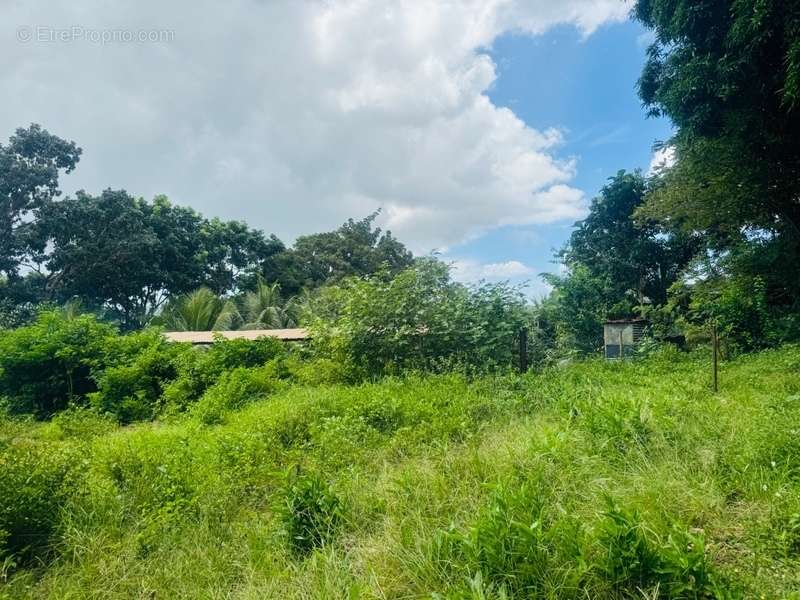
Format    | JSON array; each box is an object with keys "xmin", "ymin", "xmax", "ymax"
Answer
[
  {"xmin": 1, "ymin": 346, "xmax": 799, "ymax": 597},
  {"xmin": 2, "ymin": 1, "xmax": 800, "ymax": 597},
  {"xmin": 0, "ymin": 260, "xmax": 531, "ymax": 425}
]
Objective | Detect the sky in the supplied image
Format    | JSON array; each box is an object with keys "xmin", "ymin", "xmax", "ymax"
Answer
[{"xmin": 1, "ymin": 0, "xmax": 672, "ymax": 298}]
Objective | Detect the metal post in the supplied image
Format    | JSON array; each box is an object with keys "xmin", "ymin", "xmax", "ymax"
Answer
[
  {"xmin": 712, "ymin": 321, "xmax": 719, "ymax": 393},
  {"xmin": 619, "ymin": 329, "xmax": 624, "ymax": 360},
  {"xmin": 518, "ymin": 327, "xmax": 528, "ymax": 373}
]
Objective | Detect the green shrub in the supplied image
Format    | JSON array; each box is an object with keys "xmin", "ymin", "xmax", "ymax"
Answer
[
  {"xmin": 47, "ymin": 407, "xmax": 117, "ymax": 439},
  {"xmin": 434, "ymin": 486, "xmax": 727, "ymax": 599},
  {"xmin": 93, "ymin": 431, "xmax": 201, "ymax": 557},
  {"xmin": 0, "ymin": 442, "xmax": 76, "ymax": 563},
  {"xmin": 190, "ymin": 362, "xmax": 288, "ymax": 425},
  {"xmin": 0, "ymin": 312, "xmax": 117, "ymax": 417},
  {"xmin": 90, "ymin": 329, "xmax": 190, "ymax": 423},
  {"xmin": 275, "ymin": 468, "xmax": 342, "ymax": 555},
  {"xmin": 162, "ymin": 336, "xmax": 289, "ymax": 411},
  {"xmin": 308, "ymin": 259, "xmax": 529, "ymax": 378},
  {"xmin": 434, "ymin": 481, "xmax": 586, "ymax": 598}
]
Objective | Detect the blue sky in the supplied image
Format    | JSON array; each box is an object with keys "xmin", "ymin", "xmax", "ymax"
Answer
[{"xmin": 446, "ymin": 20, "xmax": 672, "ymax": 295}]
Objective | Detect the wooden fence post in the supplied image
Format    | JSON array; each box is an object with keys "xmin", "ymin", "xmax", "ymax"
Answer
[
  {"xmin": 712, "ymin": 320, "xmax": 719, "ymax": 393},
  {"xmin": 518, "ymin": 327, "xmax": 529, "ymax": 373}
]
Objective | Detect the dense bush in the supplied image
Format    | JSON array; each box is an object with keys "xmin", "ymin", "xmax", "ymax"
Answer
[
  {"xmin": 0, "ymin": 441, "xmax": 77, "ymax": 563},
  {"xmin": 162, "ymin": 335, "xmax": 289, "ymax": 411},
  {"xmin": 189, "ymin": 361, "xmax": 290, "ymax": 425},
  {"xmin": 0, "ymin": 307, "xmax": 300, "ymax": 422},
  {"xmin": 90, "ymin": 329, "xmax": 192, "ymax": 423},
  {"xmin": 597, "ymin": 501, "xmax": 722, "ymax": 598},
  {"xmin": 0, "ymin": 312, "xmax": 117, "ymax": 417},
  {"xmin": 308, "ymin": 259, "xmax": 530, "ymax": 378}
]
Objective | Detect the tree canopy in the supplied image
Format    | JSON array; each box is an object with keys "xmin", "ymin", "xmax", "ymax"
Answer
[
  {"xmin": 0, "ymin": 128, "xmax": 415, "ymax": 330},
  {"xmin": 0, "ymin": 124, "xmax": 81, "ymax": 278},
  {"xmin": 635, "ymin": 0, "xmax": 800, "ymax": 238}
]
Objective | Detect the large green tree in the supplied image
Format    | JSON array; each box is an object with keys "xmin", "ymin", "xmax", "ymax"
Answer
[
  {"xmin": 635, "ymin": 0, "xmax": 800, "ymax": 343},
  {"xmin": 563, "ymin": 171, "xmax": 697, "ymax": 308},
  {"xmin": 635, "ymin": 0, "xmax": 800, "ymax": 237},
  {"xmin": 200, "ymin": 219, "xmax": 285, "ymax": 295},
  {"xmin": 37, "ymin": 191, "xmax": 279, "ymax": 328},
  {"xmin": 38, "ymin": 190, "xmax": 200, "ymax": 326},
  {"xmin": 544, "ymin": 171, "xmax": 697, "ymax": 354},
  {"xmin": 276, "ymin": 211, "xmax": 413, "ymax": 295},
  {"xmin": 0, "ymin": 124, "xmax": 81, "ymax": 278}
]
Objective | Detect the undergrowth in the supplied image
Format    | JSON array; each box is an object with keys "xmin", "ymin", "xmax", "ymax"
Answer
[{"xmin": 1, "ymin": 345, "xmax": 799, "ymax": 598}]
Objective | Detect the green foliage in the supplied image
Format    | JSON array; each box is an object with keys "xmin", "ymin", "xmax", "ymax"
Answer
[
  {"xmin": 635, "ymin": 0, "xmax": 800, "ymax": 237},
  {"xmin": 0, "ymin": 124, "xmax": 81, "ymax": 279},
  {"xmin": 563, "ymin": 171, "xmax": 697, "ymax": 308},
  {"xmin": 597, "ymin": 502, "xmax": 723, "ymax": 599},
  {"xmin": 275, "ymin": 468, "xmax": 342, "ymax": 556},
  {"xmin": 34, "ymin": 192, "xmax": 284, "ymax": 329},
  {"xmin": 437, "ymin": 481, "xmax": 586, "ymax": 597},
  {"xmin": 189, "ymin": 362, "xmax": 288, "ymax": 425},
  {"xmin": 162, "ymin": 336, "xmax": 289, "ymax": 411},
  {"xmin": 309, "ymin": 259, "xmax": 529, "ymax": 378},
  {"xmin": 274, "ymin": 211, "xmax": 413, "ymax": 296},
  {"xmin": 0, "ymin": 311, "xmax": 116, "ymax": 417},
  {"xmin": 0, "ymin": 309, "xmax": 294, "ymax": 423},
  {"xmin": 90, "ymin": 329, "xmax": 191, "ymax": 423},
  {"xmin": 239, "ymin": 278, "xmax": 300, "ymax": 329},
  {"xmin": 435, "ymin": 486, "xmax": 725, "ymax": 598},
  {"xmin": 0, "ymin": 348, "xmax": 798, "ymax": 596},
  {"xmin": 154, "ymin": 287, "xmax": 240, "ymax": 332},
  {"xmin": 0, "ymin": 441, "xmax": 76, "ymax": 563},
  {"xmin": 632, "ymin": 0, "xmax": 800, "ymax": 352},
  {"xmin": 544, "ymin": 171, "xmax": 697, "ymax": 356},
  {"xmin": 541, "ymin": 265, "xmax": 609, "ymax": 355},
  {"xmin": 47, "ymin": 407, "xmax": 117, "ymax": 439}
]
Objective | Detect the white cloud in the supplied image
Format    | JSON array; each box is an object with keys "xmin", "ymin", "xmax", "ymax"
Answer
[
  {"xmin": 449, "ymin": 257, "xmax": 552, "ymax": 298},
  {"xmin": 451, "ymin": 259, "xmax": 535, "ymax": 282},
  {"xmin": 0, "ymin": 0, "xmax": 630, "ymax": 252},
  {"xmin": 648, "ymin": 145, "xmax": 676, "ymax": 175}
]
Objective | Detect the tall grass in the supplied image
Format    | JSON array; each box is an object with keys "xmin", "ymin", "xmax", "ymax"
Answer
[{"xmin": 2, "ymin": 346, "xmax": 800, "ymax": 598}]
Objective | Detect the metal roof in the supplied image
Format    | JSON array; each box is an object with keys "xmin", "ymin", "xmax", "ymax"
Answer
[
  {"xmin": 163, "ymin": 328, "xmax": 309, "ymax": 344},
  {"xmin": 603, "ymin": 318, "xmax": 647, "ymax": 325}
]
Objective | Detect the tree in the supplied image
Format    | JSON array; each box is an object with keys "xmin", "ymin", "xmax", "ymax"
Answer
[
  {"xmin": 154, "ymin": 287, "xmax": 239, "ymax": 331},
  {"xmin": 541, "ymin": 265, "xmax": 610, "ymax": 355},
  {"xmin": 35, "ymin": 191, "xmax": 285, "ymax": 328},
  {"xmin": 240, "ymin": 279, "xmax": 300, "ymax": 329},
  {"xmin": 200, "ymin": 218, "xmax": 285, "ymax": 295},
  {"xmin": 276, "ymin": 211, "xmax": 413, "ymax": 295},
  {"xmin": 634, "ymin": 0, "xmax": 800, "ymax": 345},
  {"xmin": 37, "ymin": 190, "xmax": 206, "ymax": 327},
  {"xmin": 0, "ymin": 311, "xmax": 116, "ymax": 416},
  {"xmin": 0, "ymin": 124, "xmax": 81, "ymax": 278},
  {"xmin": 635, "ymin": 0, "xmax": 800, "ymax": 238},
  {"xmin": 563, "ymin": 171, "xmax": 697, "ymax": 309},
  {"xmin": 544, "ymin": 171, "xmax": 698, "ymax": 354},
  {"xmin": 308, "ymin": 259, "xmax": 528, "ymax": 378}
]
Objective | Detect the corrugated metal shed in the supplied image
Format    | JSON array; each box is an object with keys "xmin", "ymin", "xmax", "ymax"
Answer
[
  {"xmin": 603, "ymin": 319, "xmax": 646, "ymax": 359},
  {"xmin": 163, "ymin": 328, "xmax": 309, "ymax": 345}
]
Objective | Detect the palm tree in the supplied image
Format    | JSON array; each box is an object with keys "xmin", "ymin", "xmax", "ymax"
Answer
[
  {"xmin": 155, "ymin": 287, "xmax": 240, "ymax": 331},
  {"xmin": 240, "ymin": 279, "xmax": 299, "ymax": 329}
]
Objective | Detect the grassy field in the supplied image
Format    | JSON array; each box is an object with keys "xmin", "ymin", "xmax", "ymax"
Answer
[{"xmin": 2, "ymin": 346, "xmax": 800, "ymax": 598}]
